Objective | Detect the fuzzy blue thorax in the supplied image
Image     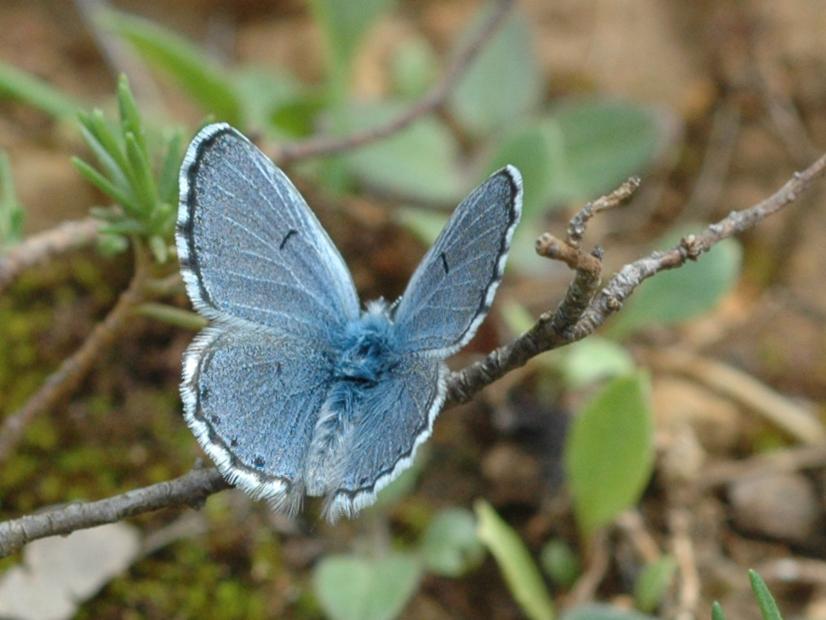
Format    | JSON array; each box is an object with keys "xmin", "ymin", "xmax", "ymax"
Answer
[{"xmin": 333, "ymin": 301, "xmax": 397, "ymax": 385}]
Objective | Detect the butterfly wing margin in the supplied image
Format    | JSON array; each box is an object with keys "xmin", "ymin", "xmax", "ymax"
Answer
[
  {"xmin": 392, "ymin": 166, "xmax": 522, "ymax": 357},
  {"xmin": 181, "ymin": 326, "xmax": 334, "ymax": 516},
  {"xmin": 177, "ymin": 123, "xmax": 360, "ymax": 338},
  {"xmin": 323, "ymin": 355, "xmax": 448, "ymax": 521}
]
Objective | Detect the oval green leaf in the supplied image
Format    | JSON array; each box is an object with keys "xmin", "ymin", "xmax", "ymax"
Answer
[
  {"xmin": 545, "ymin": 100, "xmax": 663, "ymax": 202},
  {"xmin": 449, "ymin": 7, "xmax": 542, "ymax": 137},
  {"xmin": 421, "ymin": 508, "xmax": 485, "ymax": 577},
  {"xmin": 338, "ymin": 102, "xmax": 463, "ymax": 203},
  {"xmin": 313, "ymin": 552, "xmax": 421, "ymax": 620},
  {"xmin": 564, "ymin": 373, "xmax": 654, "ymax": 537}
]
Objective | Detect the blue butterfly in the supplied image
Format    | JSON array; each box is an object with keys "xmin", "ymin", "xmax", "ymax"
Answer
[{"xmin": 176, "ymin": 123, "xmax": 522, "ymax": 521}]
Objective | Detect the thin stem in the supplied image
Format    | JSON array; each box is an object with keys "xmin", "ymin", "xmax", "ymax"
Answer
[
  {"xmin": 0, "ymin": 217, "xmax": 99, "ymax": 295},
  {"xmin": 0, "ymin": 468, "xmax": 227, "ymax": 557}
]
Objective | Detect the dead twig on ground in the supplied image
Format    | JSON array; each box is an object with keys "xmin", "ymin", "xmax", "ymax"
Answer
[
  {"xmin": 651, "ymin": 349, "xmax": 824, "ymax": 445},
  {"xmin": 670, "ymin": 508, "xmax": 701, "ymax": 620},
  {"xmin": 565, "ymin": 529, "xmax": 611, "ymax": 608},
  {"xmin": 616, "ymin": 510, "xmax": 662, "ymax": 564}
]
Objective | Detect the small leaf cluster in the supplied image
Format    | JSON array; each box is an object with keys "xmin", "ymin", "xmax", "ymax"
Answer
[{"xmin": 72, "ymin": 76, "xmax": 181, "ymax": 261}]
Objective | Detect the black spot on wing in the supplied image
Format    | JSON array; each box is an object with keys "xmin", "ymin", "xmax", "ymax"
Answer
[
  {"xmin": 440, "ymin": 252, "xmax": 450, "ymax": 275},
  {"xmin": 279, "ymin": 229, "xmax": 298, "ymax": 250}
]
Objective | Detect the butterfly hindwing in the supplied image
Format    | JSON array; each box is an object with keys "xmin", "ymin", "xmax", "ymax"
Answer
[
  {"xmin": 323, "ymin": 354, "xmax": 447, "ymax": 521},
  {"xmin": 176, "ymin": 123, "xmax": 360, "ymax": 339},
  {"xmin": 392, "ymin": 167, "xmax": 522, "ymax": 356},
  {"xmin": 181, "ymin": 326, "xmax": 334, "ymax": 516}
]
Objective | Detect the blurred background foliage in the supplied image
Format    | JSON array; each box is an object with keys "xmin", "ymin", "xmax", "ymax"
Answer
[{"xmin": 0, "ymin": 0, "xmax": 824, "ymax": 618}]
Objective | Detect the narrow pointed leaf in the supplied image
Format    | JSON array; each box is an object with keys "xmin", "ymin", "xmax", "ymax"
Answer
[
  {"xmin": 97, "ymin": 8, "xmax": 242, "ymax": 123},
  {"xmin": 158, "ymin": 130, "xmax": 183, "ymax": 204},
  {"xmin": 475, "ymin": 500, "xmax": 555, "ymax": 620},
  {"xmin": 72, "ymin": 157, "xmax": 138, "ymax": 214},
  {"xmin": 0, "ymin": 62, "xmax": 83, "ymax": 119},
  {"xmin": 125, "ymin": 132, "xmax": 157, "ymax": 210},
  {"xmin": 748, "ymin": 570, "xmax": 783, "ymax": 620},
  {"xmin": 117, "ymin": 76, "xmax": 146, "ymax": 154},
  {"xmin": 711, "ymin": 602, "xmax": 727, "ymax": 620},
  {"xmin": 77, "ymin": 121, "xmax": 132, "ymax": 194}
]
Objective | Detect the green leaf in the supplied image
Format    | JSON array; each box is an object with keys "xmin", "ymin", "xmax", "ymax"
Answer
[
  {"xmin": 562, "ymin": 604, "xmax": 657, "ymax": 620},
  {"xmin": 555, "ymin": 337, "xmax": 636, "ymax": 390},
  {"xmin": 97, "ymin": 8, "xmax": 242, "ymax": 123},
  {"xmin": 124, "ymin": 132, "xmax": 157, "ymax": 211},
  {"xmin": 475, "ymin": 500, "xmax": 555, "ymax": 620},
  {"xmin": 338, "ymin": 102, "xmax": 463, "ymax": 203},
  {"xmin": 117, "ymin": 75, "xmax": 147, "ymax": 155},
  {"xmin": 608, "ymin": 228, "xmax": 742, "ymax": 337},
  {"xmin": 157, "ymin": 129, "xmax": 183, "ymax": 205},
  {"xmin": 711, "ymin": 602, "xmax": 727, "ymax": 620},
  {"xmin": 545, "ymin": 100, "xmax": 662, "ymax": 202},
  {"xmin": 486, "ymin": 101, "xmax": 662, "ymax": 232},
  {"xmin": 309, "ymin": 0, "xmax": 397, "ymax": 92},
  {"xmin": 449, "ymin": 7, "xmax": 542, "ymax": 137},
  {"xmin": 564, "ymin": 373, "xmax": 654, "ymax": 537},
  {"xmin": 634, "ymin": 556, "xmax": 676, "ymax": 613},
  {"xmin": 540, "ymin": 538, "xmax": 581, "ymax": 589},
  {"xmin": 77, "ymin": 112, "xmax": 132, "ymax": 192},
  {"xmin": 269, "ymin": 93, "xmax": 327, "ymax": 138},
  {"xmin": 97, "ymin": 232, "xmax": 129, "ymax": 256},
  {"xmin": 748, "ymin": 570, "xmax": 784, "ymax": 620},
  {"xmin": 148, "ymin": 234, "xmax": 169, "ymax": 262},
  {"xmin": 0, "ymin": 151, "xmax": 24, "ymax": 249},
  {"xmin": 231, "ymin": 67, "xmax": 311, "ymax": 137},
  {"xmin": 313, "ymin": 553, "xmax": 420, "ymax": 620},
  {"xmin": 135, "ymin": 303, "xmax": 207, "ymax": 330},
  {"xmin": 0, "ymin": 62, "xmax": 83, "ymax": 119},
  {"xmin": 71, "ymin": 157, "xmax": 138, "ymax": 214},
  {"xmin": 421, "ymin": 508, "xmax": 485, "ymax": 577}
]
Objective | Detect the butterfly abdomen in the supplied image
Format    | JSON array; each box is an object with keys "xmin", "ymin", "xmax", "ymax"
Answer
[{"xmin": 306, "ymin": 307, "xmax": 401, "ymax": 497}]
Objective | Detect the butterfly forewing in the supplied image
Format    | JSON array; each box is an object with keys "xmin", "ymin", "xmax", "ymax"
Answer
[
  {"xmin": 392, "ymin": 167, "xmax": 522, "ymax": 357},
  {"xmin": 176, "ymin": 123, "xmax": 360, "ymax": 339}
]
